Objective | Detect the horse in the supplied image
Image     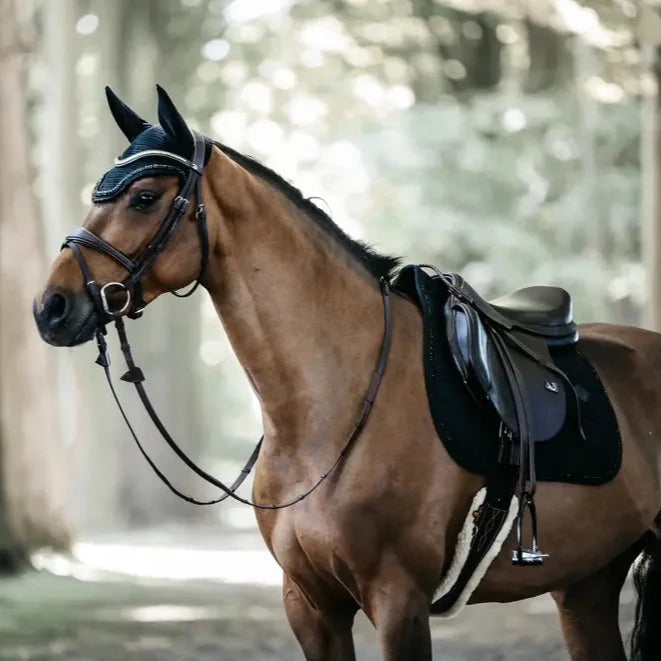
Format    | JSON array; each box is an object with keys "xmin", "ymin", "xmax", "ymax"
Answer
[{"xmin": 34, "ymin": 86, "xmax": 661, "ymax": 661}]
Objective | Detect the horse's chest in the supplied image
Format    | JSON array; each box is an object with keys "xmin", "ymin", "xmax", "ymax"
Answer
[{"xmin": 259, "ymin": 504, "xmax": 355, "ymax": 585}]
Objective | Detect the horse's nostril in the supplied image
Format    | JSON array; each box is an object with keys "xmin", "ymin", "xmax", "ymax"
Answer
[{"xmin": 43, "ymin": 291, "xmax": 70, "ymax": 326}]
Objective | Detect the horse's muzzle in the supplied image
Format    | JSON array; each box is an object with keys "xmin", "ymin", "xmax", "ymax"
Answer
[{"xmin": 33, "ymin": 288, "xmax": 98, "ymax": 347}]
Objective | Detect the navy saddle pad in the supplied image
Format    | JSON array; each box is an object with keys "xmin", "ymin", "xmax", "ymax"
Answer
[{"xmin": 393, "ymin": 265, "xmax": 621, "ymax": 485}]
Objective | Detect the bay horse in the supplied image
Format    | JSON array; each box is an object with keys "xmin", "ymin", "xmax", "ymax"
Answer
[{"xmin": 34, "ymin": 86, "xmax": 661, "ymax": 660}]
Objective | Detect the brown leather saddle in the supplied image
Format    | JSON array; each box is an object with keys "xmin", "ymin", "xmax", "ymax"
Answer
[{"xmin": 429, "ymin": 266, "xmax": 582, "ymax": 565}]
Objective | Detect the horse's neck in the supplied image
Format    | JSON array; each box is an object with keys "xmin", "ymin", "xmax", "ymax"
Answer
[{"xmin": 203, "ymin": 155, "xmax": 383, "ymax": 447}]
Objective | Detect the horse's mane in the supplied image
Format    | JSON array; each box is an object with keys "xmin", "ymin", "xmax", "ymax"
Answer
[{"xmin": 214, "ymin": 141, "xmax": 401, "ymax": 281}]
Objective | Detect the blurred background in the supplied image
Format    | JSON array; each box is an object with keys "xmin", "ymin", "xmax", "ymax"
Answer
[{"xmin": 1, "ymin": 0, "xmax": 659, "ymax": 658}]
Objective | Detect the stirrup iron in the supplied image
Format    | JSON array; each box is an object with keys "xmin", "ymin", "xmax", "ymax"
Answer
[{"xmin": 512, "ymin": 493, "xmax": 549, "ymax": 566}]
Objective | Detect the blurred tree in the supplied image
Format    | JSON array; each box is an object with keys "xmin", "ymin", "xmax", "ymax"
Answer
[
  {"xmin": 96, "ymin": 0, "xmax": 208, "ymax": 525},
  {"xmin": 639, "ymin": 3, "xmax": 661, "ymax": 331},
  {"xmin": 54, "ymin": 0, "xmax": 219, "ymax": 528},
  {"xmin": 193, "ymin": 0, "xmax": 640, "ymax": 323},
  {"xmin": 0, "ymin": 0, "xmax": 70, "ymax": 568}
]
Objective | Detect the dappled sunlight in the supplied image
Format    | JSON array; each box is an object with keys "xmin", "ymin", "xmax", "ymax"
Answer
[
  {"xmin": 104, "ymin": 603, "xmax": 280, "ymax": 623},
  {"xmin": 33, "ymin": 542, "xmax": 282, "ymax": 586},
  {"xmin": 117, "ymin": 605, "xmax": 223, "ymax": 622}
]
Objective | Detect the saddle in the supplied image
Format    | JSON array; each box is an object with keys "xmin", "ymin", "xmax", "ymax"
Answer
[
  {"xmin": 445, "ymin": 273, "xmax": 577, "ymax": 443},
  {"xmin": 426, "ymin": 266, "xmax": 581, "ymax": 565}
]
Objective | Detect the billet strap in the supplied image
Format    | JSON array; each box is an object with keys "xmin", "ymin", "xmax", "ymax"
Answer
[
  {"xmin": 490, "ymin": 331, "xmax": 536, "ymax": 494},
  {"xmin": 97, "ymin": 279, "xmax": 392, "ymax": 509}
]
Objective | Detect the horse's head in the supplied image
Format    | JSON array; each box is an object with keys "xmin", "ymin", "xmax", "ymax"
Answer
[{"xmin": 34, "ymin": 86, "xmax": 211, "ymax": 346}]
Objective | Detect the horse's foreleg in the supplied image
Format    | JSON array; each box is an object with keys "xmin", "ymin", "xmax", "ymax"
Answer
[
  {"xmin": 551, "ymin": 543, "xmax": 640, "ymax": 661},
  {"xmin": 282, "ymin": 573, "xmax": 356, "ymax": 661},
  {"xmin": 367, "ymin": 574, "xmax": 432, "ymax": 661}
]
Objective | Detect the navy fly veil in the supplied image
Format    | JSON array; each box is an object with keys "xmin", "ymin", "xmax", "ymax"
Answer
[{"xmin": 92, "ymin": 126, "xmax": 211, "ymax": 202}]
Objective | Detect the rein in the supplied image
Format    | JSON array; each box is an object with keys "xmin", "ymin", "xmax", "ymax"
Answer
[{"xmin": 62, "ymin": 131, "xmax": 393, "ymax": 509}]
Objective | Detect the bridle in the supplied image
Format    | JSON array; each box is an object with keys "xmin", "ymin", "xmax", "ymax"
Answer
[
  {"xmin": 61, "ymin": 130, "xmax": 393, "ymax": 508},
  {"xmin": 63, "ymin": 131, "xmax": 210, "ymax": 320}
]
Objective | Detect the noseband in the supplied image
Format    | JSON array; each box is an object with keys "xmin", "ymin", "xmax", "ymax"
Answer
[
  {"xmin": 60, "ymin": 131, "xmax": 393, "ymax": 509},
  {"xmin": 62, "ymin": 130, "xmax": 209, "ymax": 320}
]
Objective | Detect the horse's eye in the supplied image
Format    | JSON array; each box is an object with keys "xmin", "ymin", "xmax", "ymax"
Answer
[{"xmin": 130, "ymin": 190, "xmax": 160, "ymax": 211}]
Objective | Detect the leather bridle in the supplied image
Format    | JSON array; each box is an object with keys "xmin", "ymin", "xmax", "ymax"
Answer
[
  {"xmin": 63, "ymin": 130, "xmax": 209, "ymax": 320},
  {"xmin": 61, "ymin": 130, "xmax": 393, "ymax": 509}
]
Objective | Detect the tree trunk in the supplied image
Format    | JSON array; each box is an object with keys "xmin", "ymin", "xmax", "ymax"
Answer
[
  {"xmin": 574, "ymin": 38, "xmax": 603, "ymax": 256},
  {"xmin": 524, "ymin": 19, "xmax": 571, "ymax": 93},
  {"xmin": 641, "ymin": 42, "xmax": 661, "ymax": 332},
  {"xmin": 81, "ymin": 0, "xmax": 205, "ymax": 527},
  {"xmin": 120, "ymin": 0, "xmax": 206, "ymax": 524},
  {"xmin": 0, "ymin": 0, "xmax": 70, "ymax": 567}
]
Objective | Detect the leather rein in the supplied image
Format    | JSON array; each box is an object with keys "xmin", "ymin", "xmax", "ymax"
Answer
[{"xmin": 62, "ymin": 130, "xmax": 393, "ymax": 509}]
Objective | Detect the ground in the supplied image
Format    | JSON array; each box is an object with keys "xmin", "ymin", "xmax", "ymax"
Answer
[{"xmin": 0, "ymin": 566, "xmax": 636, "ymax": 660}]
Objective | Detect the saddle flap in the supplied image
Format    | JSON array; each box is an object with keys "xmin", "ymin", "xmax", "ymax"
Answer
[
  {"xmin": 446, "ymin": 297, "xmax": 519, "ymax": 433},
  {"xmin": 507, "ymin": 332, "xmax": 566, "ymax": 441},
  {"xmin": 445, "ymin": 296, "xmax": 566, "ymax": 442}
]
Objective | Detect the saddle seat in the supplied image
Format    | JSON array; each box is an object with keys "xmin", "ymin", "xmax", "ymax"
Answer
[
  {"xmin": 490, "ymin": 286, "xmax": 573, "ymax": 336},
  {"xmin": 443, "ymin": 273, "xmax": 577, "ymax": 343}
]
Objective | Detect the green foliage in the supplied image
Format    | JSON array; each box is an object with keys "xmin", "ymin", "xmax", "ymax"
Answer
[
  {"xmin": 357, "ymin": 90, "xmax": 640, "ymax": 322},
  {"xmin": 172, "ymin": 0, "xmax": 641, "ymax": 324}
]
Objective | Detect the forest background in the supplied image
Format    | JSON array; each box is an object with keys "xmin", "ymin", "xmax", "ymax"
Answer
[{"xmin": 1, "ymin": 0, "xmax": 660, "ymax": 570}]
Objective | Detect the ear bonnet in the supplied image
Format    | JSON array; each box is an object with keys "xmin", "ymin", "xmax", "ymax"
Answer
[{"xmin": 92, "ymin": 86, "xmax": 211, "ymax": 202}]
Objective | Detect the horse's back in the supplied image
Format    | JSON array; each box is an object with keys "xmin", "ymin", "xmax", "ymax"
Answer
[
  {"xmin": 579, "ymin": 322, "xmax": 661, "ymax": 459},
  {"xmin": 579, "ymin": 321, "xmax": 661, "ymax": 363}
]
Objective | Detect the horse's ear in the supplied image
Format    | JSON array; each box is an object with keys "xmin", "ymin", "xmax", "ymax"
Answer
[
  {"xmin": 156, "ymin": 84, "xmax": 193, "ymax": 152},
  {"xmin": 105, "ymin": 87, "xmax": 151, "ymax": 142}
]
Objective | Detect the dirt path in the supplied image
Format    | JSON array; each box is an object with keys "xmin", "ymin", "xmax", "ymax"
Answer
[{"xmin": 0, "ymin": 570, "xmax": 636, "ymax": 660}]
